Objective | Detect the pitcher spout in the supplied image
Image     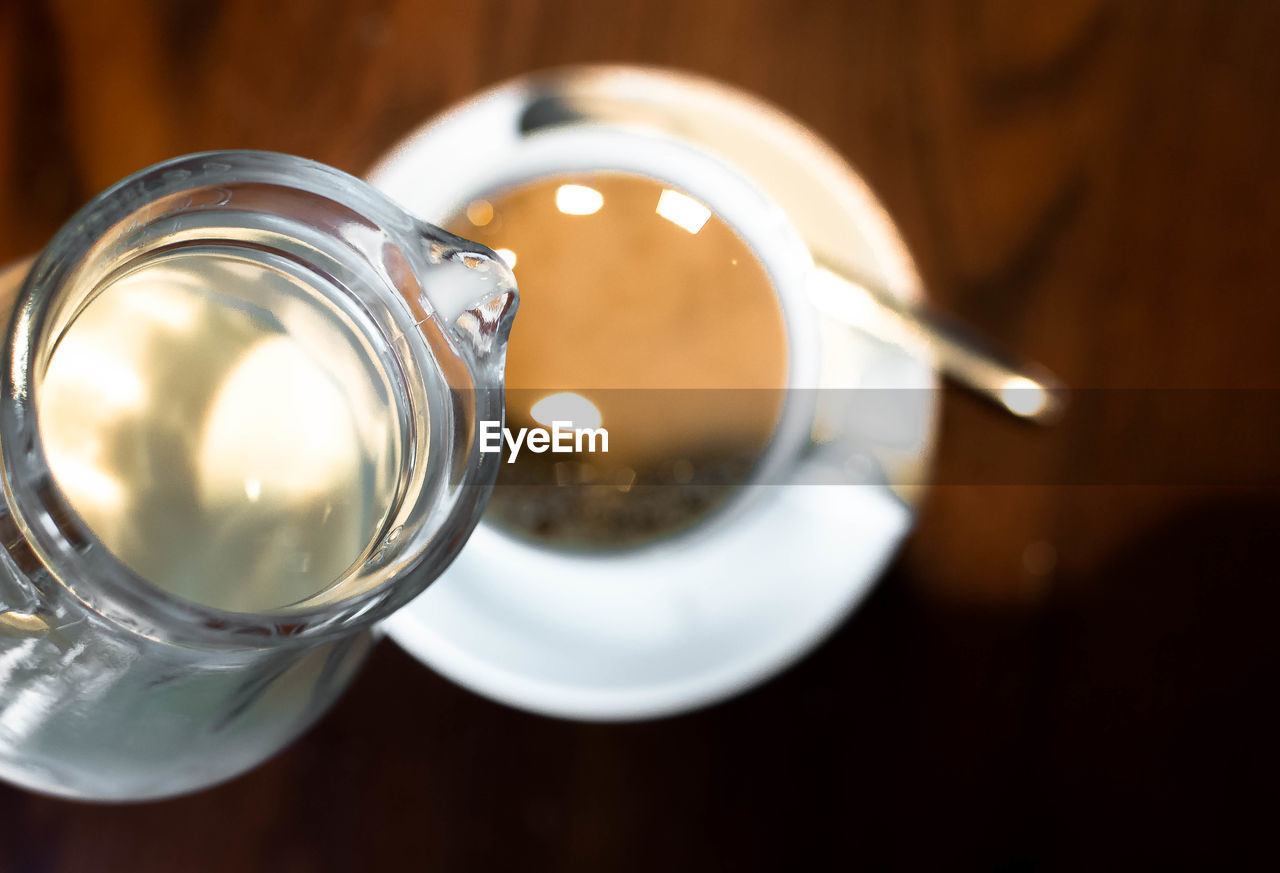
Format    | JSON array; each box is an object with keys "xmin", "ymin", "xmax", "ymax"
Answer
[{"xmin": 414, "ymin": 222, "xmax": 519, "ymax": 368}]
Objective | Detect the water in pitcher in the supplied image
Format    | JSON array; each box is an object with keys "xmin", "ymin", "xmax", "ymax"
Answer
[{"xmin": 38, "ymin": 246, "xmax": 405, "ymax": 613}]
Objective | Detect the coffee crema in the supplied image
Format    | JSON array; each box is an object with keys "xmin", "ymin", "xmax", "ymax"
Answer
[{"xmin": 446, "ymin": 172, "xmax": 788, "ymax": 548}]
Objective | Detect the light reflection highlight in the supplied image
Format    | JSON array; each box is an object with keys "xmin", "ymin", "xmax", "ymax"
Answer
[
  {"xmin": 555, "ymin": 184, "xmax": 604, "ymax": 216},
  {"xmin": 465, "ymin": 199, "xmax": 494, "ymax": 226},
  {"xmin": 999, "ymin": 376, "xmax": 1050, "ymax": 419},
  {"xmin": 43, "ymin": 450, "xmax": 125, "ymax": 511},
  {"xmin": 530, "ymin": 391, "xmax": 603, "ymax": 430},
  {"xmin": 655, "ymin": 188, "xmax": 711, "ymax": 234}
]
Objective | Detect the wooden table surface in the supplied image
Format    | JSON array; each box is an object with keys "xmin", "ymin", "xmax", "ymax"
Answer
[{"xmin": 2, "ymin": 0, "xmax": 1279, "ymax": 869}]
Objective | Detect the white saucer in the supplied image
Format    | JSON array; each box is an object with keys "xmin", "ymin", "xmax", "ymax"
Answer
[{"xmin": 369, "ymin": 67, "xmax": 936, "ymax": 721}]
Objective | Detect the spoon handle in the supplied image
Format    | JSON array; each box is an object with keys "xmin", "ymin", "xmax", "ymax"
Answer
[{"xmin": 811, "ymin": 256, "xmax": 1066, "ymax": 424}]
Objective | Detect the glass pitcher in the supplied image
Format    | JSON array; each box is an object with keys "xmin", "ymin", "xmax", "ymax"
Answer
[{"xmin": 0, "ymin": 151, "xmax": 517, "ymax": 800}]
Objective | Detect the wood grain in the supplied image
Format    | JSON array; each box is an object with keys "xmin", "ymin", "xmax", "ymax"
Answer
[{"xmin": 2, "ymin": 0, "xmax": 1279, "ymax": 868}]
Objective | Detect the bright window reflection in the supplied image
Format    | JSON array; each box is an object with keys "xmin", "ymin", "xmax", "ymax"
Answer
[
  {"xmin": 655, "ymin": 188, "xmax": 711, "ymax": 234},
  {"xmin": 555, "ymin": 184, "xmax": 604, "ymax": 215},
  {"xmin": 530, "ymin": 391, "xmax": 603, "ymax": 430}
]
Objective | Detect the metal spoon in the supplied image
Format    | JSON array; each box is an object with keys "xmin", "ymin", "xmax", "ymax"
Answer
[{"xmin": 811, "ymin": 254, "xmax": 1066, "ymax": 424}]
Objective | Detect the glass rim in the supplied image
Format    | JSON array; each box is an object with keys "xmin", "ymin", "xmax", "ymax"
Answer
[{"xmin": 0, "ymin": 149, "xmax": 509, "ymax": 651}]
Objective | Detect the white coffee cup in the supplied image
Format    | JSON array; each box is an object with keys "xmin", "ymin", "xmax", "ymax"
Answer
[{"xmin": 369, "ymin": 66, "xmax": 937, "ymax": 720}]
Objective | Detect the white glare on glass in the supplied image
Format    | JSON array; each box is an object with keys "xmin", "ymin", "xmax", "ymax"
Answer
[
  {"xmin": 655, "ymin": 188, "xmax": 711, "ymax": 234},
  {"xmin": 530, "ymin": 392, "xmax": 604, "ymax": 430},
  {"xmin": 198, "ymin": 336, "xmax": 361, "ymax": 504},
  {"xmin": 555, "ymin": 184, "xmax": 604, "ymax": 216},
  {"xmin": 42, "ymin": 452, "xmax": 125, "ymax": 512},
  {"xmin": 495, "ymin": 248, "xmax": 518, "ymax": 269}
]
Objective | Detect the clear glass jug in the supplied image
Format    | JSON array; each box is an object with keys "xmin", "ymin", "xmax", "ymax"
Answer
[{"xmin": 0, "ymin": 151, "xmax": 517, "ymax": 800}]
